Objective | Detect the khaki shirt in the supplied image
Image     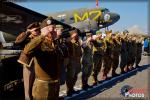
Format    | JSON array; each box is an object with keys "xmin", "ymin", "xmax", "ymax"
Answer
[
  {"xmin": 93, "ymin": 39, "xmax": 105, "ymax": 55},
  {"xmin": 111, "ymin": 38, "xmax": 121, "ymax": 55},
  {"xmin": 82, "ymin": 40, "xmax": 93, "ymax": 64},
  {"xmin": 67, "ymin": 39, "xmax": 82, "ymax": 61},
  {"xmin": 23, "ymin": 35, "xmax": 62, "ymax": 82},
  {"xmin": 103, "ymin": 37, "xmax": 114, "ymax": 55}
]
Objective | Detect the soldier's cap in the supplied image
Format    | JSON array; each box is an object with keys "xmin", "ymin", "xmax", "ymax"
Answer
[
  {"xmin": 123, "ymin": 30, "xmax": 129, "ymax": 34},
  {"xmin": 114, "ymin": 31, "xmax": 119, "ymax": 34},
  {"xmin": 27, "ymin": 22, "xmax": 40, "ymax": 29},
  {"xmin": 84, "ymin": 29, "xmax": 90, "ymax": 33},
  {"xmin": 112, "ymin": 32, "xmax": 116, "ymax": 35},
  {"xmin": 96, "ymin": 30, "xmax": 102, "ymax": 35},
  {"xmin": 86, "ymin": 32, "xmax": 92, "ymax": 37},
  {"xmin": 105, "ymin": 30, "xmax": 112, "ymax": 34},
  {"xmin": 56, "ymin": 25, "xmax": 64, "ymax": 30},
  {"xmin": 40, "ymin": 17, "xmax": 54, "ymax": 29},
  {"xmin": 69, "ymin": 29, "xmax": 78, "ymax": 35}
]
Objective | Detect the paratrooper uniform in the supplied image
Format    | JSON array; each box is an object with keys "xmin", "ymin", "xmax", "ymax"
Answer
[
  {"xmin": 120, "ymin": 35, "xmax": 128, "ymax": 73},
  {"xmin": 81, "ymin": 32, "xmax": 93, "ymax": 89},
  {"xmin": 135, "ymin": 36, "xmax": 143, "ymax": 67},
  {"xmin": 102, "ymin": 30, "xmax": 114, "ymax": 80},
  {"xmin": 111, "ymin": 34, "xmax": 121, "ymax": 76},
  {"xmin": 55, "ymin": 25, "xmax": 69, "ymax": 85},
  {"xmin": 66, "ymin": 31, "xmax": 82, "ymax": 95},
  {"xmin": 92, "ymin": 31, "xmax": 104, "ymax": 84}
]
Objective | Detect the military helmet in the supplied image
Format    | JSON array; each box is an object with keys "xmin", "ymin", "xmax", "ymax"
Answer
[
  {"xmin": 123, "ymin": 30, "xmax": 129, "ymax": 35},
  {"xmin": 56, "ymin": 24, "xmax": 64, "ymax": 30},
  {"xmin": 69, "ymin": 29, "xmax": 78, "ymax": 36},
  {"xmin": 105, "ymin": 30, "xmax": 112, "ymax": 35},
  {"xmin": 86, "ymin": 32, "xmax": 92, "ymax": 37},
  {"xmin": 96, "ymin": 30, "xmax": 102, "ymax": 35}
]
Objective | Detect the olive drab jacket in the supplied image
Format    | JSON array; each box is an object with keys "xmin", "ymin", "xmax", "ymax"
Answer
[
  {"xmin": 67, "ymin": 39, "xmax": 82, "ymax": 61},
  {"xmin": 23, "ymin": 35, "xmax": 63, "ymax": 82},
  {"xmin": 92, "ymin": 39, "xmax": 105, "ymax": 55},
  {"xmin": 111, "ymin": 37, "xmax": 121, "ymax": 55},
  {"xmin": 103, "ymin": 37, "xmax": 114, "ymax": 56},
  {"xmin": 82, "ymin": 39, "xmax": 93, "ymax": 64}
]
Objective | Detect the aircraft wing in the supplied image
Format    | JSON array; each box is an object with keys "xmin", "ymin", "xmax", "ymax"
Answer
[{"xmin": 0, "ymin": 1, "xmax": 73, "ymax": 37}]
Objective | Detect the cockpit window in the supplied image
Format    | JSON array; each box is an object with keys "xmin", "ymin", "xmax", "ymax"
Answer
[{"xmin": 101, "ymin": 8, "xmax": 110, "ymax": 13}]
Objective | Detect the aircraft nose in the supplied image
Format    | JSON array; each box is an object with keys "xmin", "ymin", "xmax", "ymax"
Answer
[{"xmin": 109, "ymin": 12, "xmax": 120, "ymax": 23}]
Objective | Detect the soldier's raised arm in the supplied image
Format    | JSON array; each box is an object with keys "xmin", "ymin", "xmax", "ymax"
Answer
[
  {"xmin": 15, "ymin": 31, "xmax": 30, "ymax": 45},
  {"xmin": 15, "ymin": 22, "xmax": 40, "ymax": 47},
  {"xmin": 23, "ymin": 35, "xmax": 44, "ymax": 55},
  {"xmin": 103, "ymin": 39, "xmax": 107, "ymax": 52}
]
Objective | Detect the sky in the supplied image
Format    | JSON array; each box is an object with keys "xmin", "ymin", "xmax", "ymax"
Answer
[{"xmin": 16, "ymin": 0, "xmax": 149, "ymax": 34}]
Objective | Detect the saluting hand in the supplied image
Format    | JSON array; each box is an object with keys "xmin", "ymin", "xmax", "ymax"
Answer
[{"xmin": 41, "ymin": 27, "xmax": 50, "ymax": 36}]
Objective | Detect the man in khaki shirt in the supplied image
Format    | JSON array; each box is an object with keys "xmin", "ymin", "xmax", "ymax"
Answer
[
  {"xmin": 17, "ymin": 22, "xmax": 40, "ymax": 100},
  {"xmin": 23, "ymin": 17, "xmax": 63, "ymax": 100},
  {"xmin": 66, "ymin": 30, "xmax": 82, "ymax": 96}
]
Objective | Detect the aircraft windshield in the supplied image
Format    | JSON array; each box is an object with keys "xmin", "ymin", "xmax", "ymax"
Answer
[{"xmin": 101, "ymin": 8, "xmax": 110, "ymax": 13}]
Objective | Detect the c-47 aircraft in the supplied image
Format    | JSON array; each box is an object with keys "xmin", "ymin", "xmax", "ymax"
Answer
[
  {"xmin": 0, "ymin": 1, "xmax": 120, "ymax": 99},
  {"xmin": 0, "ymin": 1, "xmax": 120, "ymax": 42}
]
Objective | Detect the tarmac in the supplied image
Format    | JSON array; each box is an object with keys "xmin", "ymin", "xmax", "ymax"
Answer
[
  {"xmin": 89, "ymin": 55, "xmax": 150, "ymax": 100},
  {"xmin": 59, "ymin": 55, "xmax": 150, "ymax": 100},
  {"xmin": 0, "ymin": 54, "xmax": 149, "ymax": 100}
]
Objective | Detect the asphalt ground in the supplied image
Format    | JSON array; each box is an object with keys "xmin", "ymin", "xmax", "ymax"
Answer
[
  {"xmin": 1, "ymin": 53, "xmax": 149, "ymax": 100},
  {"xmin": 59, "ymin": 55, "xmax": 150, "ymax": 100},
  {"xmin": 89, "ymin": 55, "xmax": 150, "ymax": 100}
]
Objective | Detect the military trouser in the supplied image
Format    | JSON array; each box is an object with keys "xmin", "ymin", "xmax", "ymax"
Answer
[
  {"xmin": 60, "ymin": 64, "xmax": 66, "ymax": 85},
  {"xmin": 127, "ymin": 53, "xmax": 135, "ymax": 69},
  {"xmin": 135, "ymin": 54, "xmax": 141, "ymax": 66},
  {"xmin": 92, "ymin": 54, "xmax": 102, "ymax": 82},
  {"xmin": 111, "ymin": 54, "xmax": 119, "ymax": 76},
  {"xmin": 82, "ymin": 60, "xmax": 93, "ymax": 86},
  {"xmin": 60, "ymin": 58, "xmax": 69, "ymax": 85},
  {"xmin": 66, "ymin": 58, "xmax": 81, "ymax": 92},
  {"xmin": 23, "ymin": 65, "xmax": 35, "ymax": 100},
  {"xmin": 120, "ymin": 52, "xmax": 128, "ymax": 73},
  {"xmin": 32, "ymin": 79, "xmax": 59, "ymax": 100},
  {"xmin": 103, "ymin": 55, "xmax": 112, "ymax": 78}
]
